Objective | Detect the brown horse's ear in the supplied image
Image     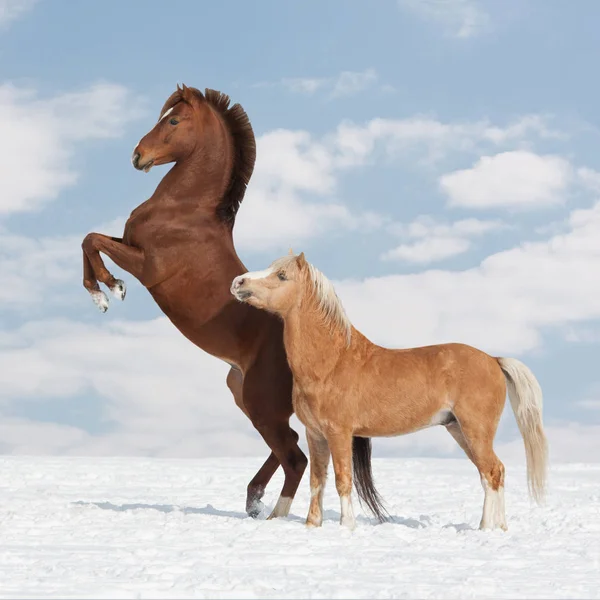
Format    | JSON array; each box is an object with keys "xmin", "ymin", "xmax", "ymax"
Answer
[
  {"xmin": 180, "ymin": 83, "xmax": 202, "ymax": 106},
  {"xmin": 288, "ymin": 247, "xmax": 294, "ymax": 256}
]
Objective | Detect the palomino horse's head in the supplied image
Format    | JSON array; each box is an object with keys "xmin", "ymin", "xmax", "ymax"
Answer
[
  {"xmin": 231, "ymin": 251, "xmax": 308, "ymax": 315},
  {"xmin": 231, "ymin": 250, "xmax": 352, "ymax": 342},
  {"xmin": 132, "ymin": 84, "xmax": 208, "ymax": 173}
]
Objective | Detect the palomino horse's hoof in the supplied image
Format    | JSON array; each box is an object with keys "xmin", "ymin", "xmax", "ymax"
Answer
[
  {"xmin": 110, "ymin": 279, "xmax": 126, "ymax": 301},
  {"xmin": 90, "ymin": 290, "xmax": 109, "ymax": 313},
  {"xmin": 305, "ymin": 519, "xmax": 322, "ymax": 528}
]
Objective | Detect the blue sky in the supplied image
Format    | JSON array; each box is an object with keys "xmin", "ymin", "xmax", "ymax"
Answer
[{"xmin": 1, "ymin": 0, "xmax": 599, "ymax": 462}]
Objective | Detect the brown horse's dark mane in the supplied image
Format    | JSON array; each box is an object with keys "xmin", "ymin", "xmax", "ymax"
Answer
[{"xmin": 159, "ymin": 84, "xmax": 256, "ymax": 226}]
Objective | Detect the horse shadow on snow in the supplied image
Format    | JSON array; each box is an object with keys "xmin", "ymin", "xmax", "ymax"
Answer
[{"xmin": 72, "ymin": 501, "xmax": 474, "ymax": 531}]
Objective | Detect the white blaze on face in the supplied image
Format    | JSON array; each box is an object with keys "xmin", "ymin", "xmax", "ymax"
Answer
[
  {"xmin": 159, "ymin": 106, "xmax": 175, "ymax": 122},
  {"xmin": 243, "ymin": 267, "xmax": 275, "ymax": 281}
]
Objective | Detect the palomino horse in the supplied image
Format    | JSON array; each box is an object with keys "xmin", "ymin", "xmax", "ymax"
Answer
[
  {"xmin": 231, "ymin": 252, "xmax": 549, "ymax": 530},
  {"xmin": 80, "ymin": 84, "xmax": 312, "ymax": 519}
]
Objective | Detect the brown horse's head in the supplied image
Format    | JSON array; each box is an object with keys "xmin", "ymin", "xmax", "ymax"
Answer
[
  {"xmin": 132, "ymin": 84, "xmax": 257, "ymax": 224},
  {"xmin": 132, "ymin": 84, "xmax": 204, "ymax": 172}
]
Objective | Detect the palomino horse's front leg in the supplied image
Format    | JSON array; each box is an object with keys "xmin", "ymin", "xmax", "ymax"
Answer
[
  {"xmin": 327, "ymin": 431, "xmax": 356, "ymax": 529},
  {"xmin": 82, "ymin": 233, "xmax": 145, "ymax": 312},
  {"xmin": 305, "ymin": 429, "xmax": 331, "ymax": 528}
]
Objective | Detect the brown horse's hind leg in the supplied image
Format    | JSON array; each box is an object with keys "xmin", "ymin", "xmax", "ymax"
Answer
[
  {"xmin": 260, "ymin": 423, "xmax": 307, "ymax": 519},
  {"xmin": 81, "ymin": 233, "xmax": 145, "ymax": 311},
  {"xmin": 450, "ymin": 407, "xmax": 507, "ymax": 531},
  {"xmin": 242, "ymin": 364, "xmax": 307, "ymax": 520},
  {"xmin": 82, "ymin": 250, "xmax": 109, "ymax": 312},
  {"xmin": 225, "ymin": 366, "xmax": 281, "ymax": 518}
]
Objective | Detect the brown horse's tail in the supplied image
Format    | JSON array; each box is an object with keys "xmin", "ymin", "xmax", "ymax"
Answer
[
  {"xmin": 497, "ymin": 357, "xmax": 549, "ymax": 504},
  {"xmin": 352, "ymin": 436, "xmax": 388, "ymax": 522}
]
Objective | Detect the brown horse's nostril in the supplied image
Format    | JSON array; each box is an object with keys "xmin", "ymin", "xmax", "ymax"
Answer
[{"xmin": 131, "ymin": 152, "xmax": 141, "ymax": 169}]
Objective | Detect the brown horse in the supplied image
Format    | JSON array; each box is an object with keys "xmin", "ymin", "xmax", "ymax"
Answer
[
  {"xmin": 80, "ymin": 84, "xmax": 314, "ymax": 518},
  {"xmin": 231, "ymin": 252, "xmax": 549, "ymax": 530}
]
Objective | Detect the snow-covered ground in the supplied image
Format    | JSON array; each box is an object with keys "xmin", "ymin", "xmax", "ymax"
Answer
[{"xmin": 0, "ymin": 456, "xmax": 598, "ymax": 599}]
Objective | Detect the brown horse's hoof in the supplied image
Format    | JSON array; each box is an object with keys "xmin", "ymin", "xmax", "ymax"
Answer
[
  {"xmin": 90, "ymin": 290, "xmax": 109, "ymax": 313},
  {"xmin": 246, "ymin": 500, "xmax": 264, "ymax": 519},
  {"xmin": 110, "ymin": 279, "xmax": 126, "ymax": 301}
]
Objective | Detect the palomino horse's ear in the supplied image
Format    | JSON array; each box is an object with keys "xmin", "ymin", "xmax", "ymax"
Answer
[{"xmin": 296, "ymin": 252, "xmax": 306, "ymax": 267}]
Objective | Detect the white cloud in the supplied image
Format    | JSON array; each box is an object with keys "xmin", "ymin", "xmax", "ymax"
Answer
[
  {"xmin": 235, "ymin": 115, "xmax": 557, "ymax": 252},
  {"xmin": 234, "ymin": 128, "xmax": 384, "ymax": 252},
  {"xmin": 0, "ymin": 317, "xmax": 266, "ymax": 457},
  {"xmin": 399, "ymin": 0, "xmax": 490, "ymax": 39},
  {"xmin": 0, "ymin": 230, "xmax": 81, "ymax": 310},
  {"xmin": 330, "ymin": 68, "xmax": 378, "ymax": 98},
  {"xmin": 440, "ymin": 151, "xmax": 573, "ymax": 210},
  {"xmin": 498, "ymin": 422, "xmax": 600, "ymax": 464},
  {"xmin": 0, "ymin": 82, "xmax": 146, "ymax": 215},
  {"xmin": 382, "ymin": 236, "xmax": 470, "ymax": 264},
  {"xmin": 0, "ymin": 0, "xmax": 36, "ymax": 28},
  {"xmin": 0, "ymin": 314, "xmax": 598, "ymax": 462},
  {"xmin": 335, "ymin": 200, "xmax": 600, "ymax": 356},
  {"xmin": 280, "ymin": 69, "xmax": 379, "ymax": 98},
  {"xmin": 382, "ymin": 216, "xmax": 504, "ymax": 264},
  {"xmin": 281, "ymin": 78, "xmax": 325, "ymax": 95},
  {"xmin": 577, "ymin": 167, "xmax": 600, "ymax": 193}
]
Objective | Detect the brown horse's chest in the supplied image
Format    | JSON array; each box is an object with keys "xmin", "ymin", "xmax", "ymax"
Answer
[{"xmin": 122, "ymin": 206, "xmax": 159, "ymax": 248}]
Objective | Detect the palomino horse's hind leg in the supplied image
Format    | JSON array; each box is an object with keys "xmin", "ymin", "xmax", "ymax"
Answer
[
  {"xmin": 226, "ymin": 366, "xmax": 282, "ymax": 518},
  {"xmin": 446, "ymin": 421, "xmax": 474, "ymax": 463},
  {"xmin": 449, "ymin": 410, "xmax": 507, "ymax": 531},
  {"xmin": 326, "ymin": 430, "xmax": 356, "ymax": 529},
  {"xmin": 305, "ymin": 429, "xmax": 331, "ymax": 528}
]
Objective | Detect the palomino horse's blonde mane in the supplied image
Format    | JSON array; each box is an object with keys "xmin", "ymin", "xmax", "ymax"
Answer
[{"xmin": 275, "ymin": 255, "xmax": 352, "ymax": 345}]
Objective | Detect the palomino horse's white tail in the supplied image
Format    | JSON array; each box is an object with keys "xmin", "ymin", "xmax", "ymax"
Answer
[{"xmin": 497, "ymin": 357, "xmax": 548, "ymax": 504}]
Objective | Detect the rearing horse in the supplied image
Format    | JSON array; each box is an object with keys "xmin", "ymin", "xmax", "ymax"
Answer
[{"xmin": 81, "ymin": 84, "xmax": 312, "ymax": 518}]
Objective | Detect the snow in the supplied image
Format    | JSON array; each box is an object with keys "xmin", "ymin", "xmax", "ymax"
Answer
[{"xmin": 0, "ymin": 456, "xmax": 598, "ymax": 599}]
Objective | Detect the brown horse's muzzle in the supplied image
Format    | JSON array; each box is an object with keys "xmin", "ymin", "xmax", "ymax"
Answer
[{"xmin": 131, "ymin": 148, "xmax": 154, "ymax": 173}]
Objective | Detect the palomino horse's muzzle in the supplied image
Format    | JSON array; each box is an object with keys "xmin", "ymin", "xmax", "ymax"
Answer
[{"xmin": 230, "ymin": 276, "xmax": 253, "ymax": 301}]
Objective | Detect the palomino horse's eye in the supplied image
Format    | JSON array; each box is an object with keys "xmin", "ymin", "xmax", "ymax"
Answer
[
  {"xmin": 277, "ymin": 271, "xmax": 287, "ymax": 281},
  {"xmin": 169, "ymin": 118, "xmax": 179, "ymax": 126}
]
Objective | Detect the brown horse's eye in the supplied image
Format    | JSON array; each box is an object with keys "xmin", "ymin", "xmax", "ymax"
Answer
[
  {"xmin": 169, "ymin": 118, "xmax": 179, "ymax": 126},
  {"xmin": 277, "ymin": 271, "xmax": 287, "ymax": 281}
]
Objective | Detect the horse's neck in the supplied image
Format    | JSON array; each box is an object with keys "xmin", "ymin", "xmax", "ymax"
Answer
[
  {"xmin": 156, "ymin": 158, "xmax": 222, "ymax": 202},
  {"xmin": 143, "ymin": 150, "xmax": 243, "ymax": 271},
  {"xmin": 283, "ymin": 304, "xmax": 350, "ymax": 383}
]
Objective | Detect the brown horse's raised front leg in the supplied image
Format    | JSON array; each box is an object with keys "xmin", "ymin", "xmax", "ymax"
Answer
[{"xmin": 82, "ymin": 233, "xmax": 145, "ymax": 312}]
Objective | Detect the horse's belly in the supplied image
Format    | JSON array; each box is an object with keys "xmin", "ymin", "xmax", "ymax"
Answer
[{"xmin": 353, "ymin": 396, "xmax": 448, "ymax": 438}]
